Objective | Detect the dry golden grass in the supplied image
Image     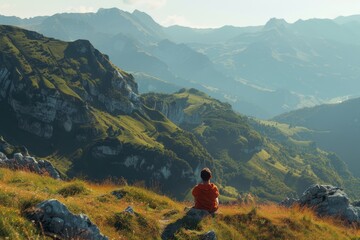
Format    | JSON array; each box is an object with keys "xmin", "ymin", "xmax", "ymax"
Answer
[{"xmin": 0, "ymin": 168, "xmax": 360, "ymax": 239}]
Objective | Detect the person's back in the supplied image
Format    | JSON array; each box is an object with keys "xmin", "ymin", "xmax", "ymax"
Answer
[{"xmin": 192, "ymin": 168, "xmax": 219, "ymax": 213}]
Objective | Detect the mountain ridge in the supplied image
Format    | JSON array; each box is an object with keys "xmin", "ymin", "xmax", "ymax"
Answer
[
  {"xmin": 273, "ymin": 97, "xmax": 360, "ymax": 178},
  {"xmin": 5, "ymin": 8, "xmax": 360, "ymax": 118}
]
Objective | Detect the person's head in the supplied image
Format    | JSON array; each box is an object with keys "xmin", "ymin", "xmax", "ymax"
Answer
[{"xmin": 200, "ymin": 168, "xmax": 212, "ymax": 182}]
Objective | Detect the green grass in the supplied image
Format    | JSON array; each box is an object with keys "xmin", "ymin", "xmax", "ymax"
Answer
[
  {"xmin": 0, "ymin": 168, "xmax": 359, "ymax": 239},
  {"xmin": 257, "ymin": 120, "xmax": 312, "ymax": 137},
  {"xmin": 0, "ymin": 206, "xmax": 46, "ymax": 240},
  {"xmin": 51, "ymin": 75, "xmax": 82, "ymax": 100},
  {"xmin": 57, "ymin": 181, "xmax": 90, "ymax": 197},
  {"xmin": 109, "ymin": 211, "xmax": 159, "ymax": 239}
]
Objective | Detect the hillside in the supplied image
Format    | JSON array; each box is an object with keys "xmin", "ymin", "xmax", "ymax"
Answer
[
  {"xmin": 142, "ymin": 89, "xmax": 360, "ymax": 201},
  {"xmin": 0, "ymin": 25, "xmax": 214, "ymax": 199},
  {"xmin": 273, "ymin": 97, "xmax": 360, "ymax": 178},
  {"xmin": 0, "ymin": 167, "xmax": 359, "ymax": 239}
]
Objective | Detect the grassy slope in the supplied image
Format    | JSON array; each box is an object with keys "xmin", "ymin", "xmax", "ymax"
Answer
[
  {"xmin": 0, "ymin": 168, "xmax": 359, "ymax": 240},
  {"xmin": 272, "ymin": 98, "xmax": 360, "ymax": 178}
]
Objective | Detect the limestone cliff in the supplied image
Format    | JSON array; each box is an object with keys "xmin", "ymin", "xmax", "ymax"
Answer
[{"xmin": 0, "ymin": 26, "xmax": 140, "ymax": 138}]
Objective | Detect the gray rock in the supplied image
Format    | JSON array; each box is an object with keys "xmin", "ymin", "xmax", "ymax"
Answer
[
  {"xmin": 26, "ymin": 199, "xmax": 108, "ymax": 240},
  {"xmin": 111, "ymin": 190, "xmax": 125, "ymax": 200},
  {"xmin": 24, "ymin": 156, "xmax": 38, "ymax": 164},
  {"xmin": 124, "ymin": 206, "xmax": 134, "ymax": 214},
  {"xmin": 0, "ymin": 151, "xmax": 61, "ymax": 179},
  {"xmin": 38, "ymin": 159, "xmax": 61, "ymax": 179},
  {"xmin": 200, "ymin": 230, "xmax": 217, "ymax": 240},
  {"xmin": 14, "ymin": 153, "xmax": 24, "ymax": 163},
  {"xmin": 283, "ymin": 184, "xmax": 360, "ymax": 224},
  {"xmin": 92, "ymin": 145, "xmax": 122, "ymax": 158},
  {"xmin": 50, "ymin": 217, "xmax": 65, "ymax": 234},
  {"xmin": 0, "ymin": 152, "xmax": 7, "ymax": 160},
  {"xmin": 185, "ymin": 208, "xmax": 211, "ymax": 221}
]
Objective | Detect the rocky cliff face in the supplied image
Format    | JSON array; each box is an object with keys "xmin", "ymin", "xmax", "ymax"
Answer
[
  {"xmin": 148, "ymin": 97, "xmax": 202, "ymax": 125},
  {"xmin": 0, "ymin": 26, "xmax": 141, "ymax": 139}
]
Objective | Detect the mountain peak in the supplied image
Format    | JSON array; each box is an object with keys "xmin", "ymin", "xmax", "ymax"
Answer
[
  {"xmin": 96, "ymin": 7, "xmax": 127, "ymax": 16},
  {"xmin": 132, "ymin": 9, "xmax": 157, "ymax": 24},
  {"xmin": 263, "ymin": 18, "xmax": 289, "ymax": 30},
  {"xmin": 132, "ymin": 9, "xmax": 148, "ymax": 16}
]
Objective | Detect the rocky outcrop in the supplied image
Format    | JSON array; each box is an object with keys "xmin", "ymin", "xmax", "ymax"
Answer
[
  {"xmin": 3, "ymin": 74, "xmax": 92, "ymax": 138},
  {"xmin": 91, "ymin": 138, "xmax": 123, "ymax": 159},
  {"xmin": 281, "ymin": 184, "xmax": 360, "ymax": 223},
  {"xmin": 0, "ymin": 26, "xmax": 141, "ymax": 139},
  {"xmin": 0, "ymin": 152, "xmax": 61, "ymax": 179},
  {"xmin": 25, "ymin": 199, "xmax": 108, "ymax": 240},
  {"xmin": 144, "ymin": 96, "xmax": 203, "ymax": 125}
]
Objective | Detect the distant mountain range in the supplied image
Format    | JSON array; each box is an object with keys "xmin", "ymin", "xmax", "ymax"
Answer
[
  {"xmin": 2, "ymin": 9, "xmax": 360, "ymax": 118},
  {"xmin": 2, "ymin": 25, "xmax": 360, "ymax": 200}
]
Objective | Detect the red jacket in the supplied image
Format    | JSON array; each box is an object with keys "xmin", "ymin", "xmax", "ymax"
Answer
[{"xmin": 192, "ymin": 183, "xmax": 219, "ymax": 212}]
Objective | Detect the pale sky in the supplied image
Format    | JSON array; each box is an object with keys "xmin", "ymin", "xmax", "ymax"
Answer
[{"xmin": 1, "ymin": 0, "xmax": 360, "ymax": 28}]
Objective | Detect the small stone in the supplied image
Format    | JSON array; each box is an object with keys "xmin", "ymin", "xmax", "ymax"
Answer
[
  {"xmin": 111, "ymin": 190, "xmax": 125, "ymax": 200},
  {"xmin": 124, "ymin": 206, "xmax": 134, "ymax": 214}
]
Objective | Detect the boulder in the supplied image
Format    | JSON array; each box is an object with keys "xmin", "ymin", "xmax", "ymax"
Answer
[
  {"xmin": 282, "ymin": 184, "xmax": 360, "ymax": 223},
  {"xmin": 14, "ymin": 152, "xmax": 24, "ymax": 163},
  {"xmin": 25, "ymin": 199, "xmax": 108, "ymax": 240},
  {"xmin": 111, "ymin": 190, "xmax": 126, "ymax": 200},
  {"xmin": 38, "ymin": 159, "xmax": 61, "ymax": 179}
]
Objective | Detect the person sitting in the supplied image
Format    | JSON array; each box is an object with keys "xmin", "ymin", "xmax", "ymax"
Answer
[{"xmin": 192, "ymin": 168, "xmax": 219, "ymax": 213}]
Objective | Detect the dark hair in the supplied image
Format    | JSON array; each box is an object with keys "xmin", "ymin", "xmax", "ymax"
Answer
[{"xmin": 200, "ymin": 168, "xmax": 212, "ymax": 181}]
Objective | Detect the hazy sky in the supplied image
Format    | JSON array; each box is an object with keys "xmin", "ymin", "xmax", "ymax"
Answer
[{"xmin": 1, "ymin": 0, "xmax": 360, "ymax": 28}]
